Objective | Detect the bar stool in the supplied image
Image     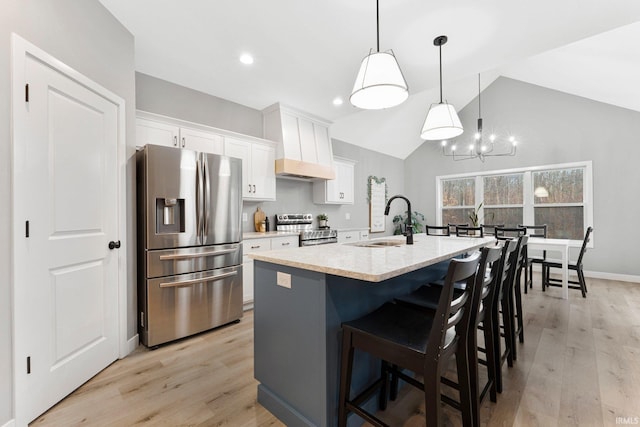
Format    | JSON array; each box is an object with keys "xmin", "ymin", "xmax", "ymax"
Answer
[
  {"xmin": 481, "ymin": 223, "xmax": 505, "ymax": 236},
  {"xmin": 456, "ymin": 225, "xmax": 484, "ymax": 237},
  {"xmin": 338, "ymin": 254, "xmax": 481, "ymax": 427},
  {"xmin": 518, "ymin": 224, "xmax": 547, "ymax": 292},
  {"xmin": 448, "ymin": 223, "xmax": 469, "ymax": 235},
  {"xmin": 392, "ymin": 245, "xmax": 504, "ymax": 425}
]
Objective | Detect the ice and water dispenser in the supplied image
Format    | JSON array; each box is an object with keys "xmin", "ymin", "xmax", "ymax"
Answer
[{"xmin": 155, "ymin": 197, "xmax": 185, "ymax": 234}]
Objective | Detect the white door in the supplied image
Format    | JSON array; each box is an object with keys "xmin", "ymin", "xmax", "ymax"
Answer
[
  {"xmin": 13, "ymin": 44, "xmax": 120, "ymax": 424},
  {"xmin": 136, "ymin": 118, "xmax": 179, "ymax": 148},
  {"xmin": 224, "ymin": 137, "xmax": 252, "ymax": 198}
]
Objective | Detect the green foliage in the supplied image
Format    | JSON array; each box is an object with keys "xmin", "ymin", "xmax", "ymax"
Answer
[
  {"xmin": 393, "ymin": 211, "xmax": 425, "ymax": 235},
  {"xmin": 468, "ymin": 202, "xmax": 494, "ymax": 226},
  {"xmin": 317, "ymin": 213, "xmax": 328, "ymax": 221}
]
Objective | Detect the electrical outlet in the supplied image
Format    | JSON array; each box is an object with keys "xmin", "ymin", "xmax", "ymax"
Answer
[
  {"xmin": 345, "ymin": 212, "xmax": 351, "ymax": 220},
  {"xmin": 242, "ymin": 213, "xmax": 248, "ymax": 222},
  {"xmin": 277, "ymin": 272, "xmax": 291, "ymax": 288}
]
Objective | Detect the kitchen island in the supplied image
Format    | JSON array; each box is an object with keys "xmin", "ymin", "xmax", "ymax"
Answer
[{"xmin": 250, "ymin": 234, "xmax": 494, "ymax": 427}]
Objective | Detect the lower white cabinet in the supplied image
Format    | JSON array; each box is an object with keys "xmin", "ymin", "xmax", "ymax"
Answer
[
  {"xmin": 337, "ymin": 229, "xmax": 370, "ymax": 244},
  {"xmin": 242, "ymin": 235, "xmax": 299, "ymax": 305}
]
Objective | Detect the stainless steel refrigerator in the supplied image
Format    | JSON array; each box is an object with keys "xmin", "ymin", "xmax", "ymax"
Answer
[{"xmin": 137, "ymin": 144, "xmax": 243, "ymax": 347}]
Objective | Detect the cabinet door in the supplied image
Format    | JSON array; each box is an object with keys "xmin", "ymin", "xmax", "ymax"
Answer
[
  {"xmin": 338, "ymin": 230, "xmax": 359, "ymax": 244},
  {"xmin": 224, "ymin": 137, "xmax": 252, "ymax": 198},
  {"xmin": 136, "ymin": 118, "xmax": 179, "ymax": 148},
  {"xmin": 242, "ymin": 256, "xmax": 254, "ymax": 304},
  {"xmin": 251, "ymin": 143, "xmax": 276, "ymax": 200},
  {"xmin": 180, "ymin": 127, "xmax": 224, "ymax": 154},
  {"xmin": 271, "ymin": 235, "xmax": 299, "ymax": 249},
  {"xmin": 337, "ymin": 160, "xmax": 355, "ymax": 204}
]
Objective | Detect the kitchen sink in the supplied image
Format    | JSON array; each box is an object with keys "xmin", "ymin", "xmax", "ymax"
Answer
[{"xmin": 347, "ymin": 239, "xmax": 404, "ymax": 248}]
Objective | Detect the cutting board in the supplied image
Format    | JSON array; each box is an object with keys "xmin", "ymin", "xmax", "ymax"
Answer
[{"xmin": 254, "ymin": 207, "xmax": 266, "ymax": 232}]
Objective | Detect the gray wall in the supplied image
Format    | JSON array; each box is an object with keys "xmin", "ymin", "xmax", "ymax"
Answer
[
  {"xmin": 136, "ymin": 72, "xmax": 263, "ymax": 138},
  {"xmin": 0, "ymin": 1, "xmax": 136, "ymax": 423},
  {"xmin": 135, "ymin": 75, "xmax": 406, "ymax": 236},
  {"xmin": 405, "ymin": 77, "xmax": 640, "ymax": 276}
]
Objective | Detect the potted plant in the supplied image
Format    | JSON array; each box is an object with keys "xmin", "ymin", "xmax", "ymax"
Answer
[
  {"xmin": 468, "ymin": 202, "xmax": 494, "ymax": 227},
  {"xmin": 317, "ymin": 213, "xmax": 329, "ymax": 228},
  {"xmin": 392, "ymin": 211, "xmax": 425, "ymax": 235}
]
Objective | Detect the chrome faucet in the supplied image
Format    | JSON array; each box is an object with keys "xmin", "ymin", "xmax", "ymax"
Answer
[{"xmin": 384, "ymin": 195, "xmax": 413, "ymax": 245}]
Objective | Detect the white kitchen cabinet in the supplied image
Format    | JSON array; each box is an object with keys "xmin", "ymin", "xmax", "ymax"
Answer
[
  {"xmin": 270, "ymin": 235, "xmax": 299, "ymax": 249},
  {"xmin": 337, "ymin": 229, "xmax": 370, "ymax": 244},
  {"xmin": 313, "ymin": 157, "xmax": 356, "ymax": 204},
  {"xmin": 225, "ymin": 136, "xmax": 276, "ymax": 201},
  {"xmin": 136, "ymin": 117, "xmax": 224, "ymax": 154},
  {"xmin": 242, "ymin": 235, "xmax": 299, "ymax": 305}
]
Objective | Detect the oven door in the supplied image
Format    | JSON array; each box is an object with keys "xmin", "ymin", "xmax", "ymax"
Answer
[
  {"xmin": 142, "ymin": 265, "xmax": 242, "ymax": 347},
  {"xmin": 300, "ymin": 237, "xmax": 338, "ymax": 246}
]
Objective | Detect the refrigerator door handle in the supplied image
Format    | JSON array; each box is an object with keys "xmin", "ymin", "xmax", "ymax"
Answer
[
  {"xmin": 159, "ymin": 248, "xmax": 238, "ymax": 261},
  {"xmin": 196, "ymin": 155, "xmax": 204, "ymax": 244},
  {"xmin": 159, "ymin": 270, "xmax": 238, "ymax": 288},
  {"xmin": 203, "ymin": 153, "xmax": 211, "ymax": 244}
]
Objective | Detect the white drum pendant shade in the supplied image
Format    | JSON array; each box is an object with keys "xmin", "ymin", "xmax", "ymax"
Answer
[
  {"xmin": 350, "ymin": 51, "xmax": 409, "ymax": 110},
  {"xmin": 420, "ymin": 102, "xmax": 463, "ymax": 140}
]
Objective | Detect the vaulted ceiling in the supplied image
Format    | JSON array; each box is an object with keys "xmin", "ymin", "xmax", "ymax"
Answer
[{"xmin": 99, "ymin": 0, "xmax": 640, "ymax": 158}]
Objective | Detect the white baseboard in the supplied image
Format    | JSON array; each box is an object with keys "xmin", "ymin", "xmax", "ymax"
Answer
[
  {"xmin": 124, "ymin": 334, "xmax": 139, "ymax": 357},
  {"xmin": 582, "ymin": 270, "xmax": 640, "ymax": 283},
  {"xmin": 529, "ymin": 263, "xmax": 640, "ymax": 284},
  {"xmin": 2, "ymin": 418, "xmax": 16, "ymax": 427}
]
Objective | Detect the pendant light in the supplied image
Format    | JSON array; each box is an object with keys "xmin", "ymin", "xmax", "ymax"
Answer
[
  {"xmin": 421, "ymin": 35, "xmax": 463, "ymax": 140},
  {"xmin": 440, "ymin": 74, "xmax": 518, "ymax": 161},
  {"xmin": 350, "ymin": 0, "xmax": 408, "ymax": 110}
]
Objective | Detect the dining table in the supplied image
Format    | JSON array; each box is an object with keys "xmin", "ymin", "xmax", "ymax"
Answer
[{"xmin": 527, "ymin": 237, "xmax": 580, "ymax": 299}]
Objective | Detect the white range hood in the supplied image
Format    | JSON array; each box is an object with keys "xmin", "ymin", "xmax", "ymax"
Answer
[{"xmin": 263, "ymin": 103, "xmax": 335, "ymax": 180}]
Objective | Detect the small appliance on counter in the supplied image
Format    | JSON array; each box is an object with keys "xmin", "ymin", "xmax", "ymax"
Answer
[
  {"xmin": 137, "ymin": 144, "xmax": 243, "ymax": 347},
  {"xmin": 275, "ymin": 213, "xmax": 338, "ymax": 246}
]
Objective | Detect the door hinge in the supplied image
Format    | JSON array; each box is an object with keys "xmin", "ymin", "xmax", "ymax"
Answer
[
  {"xmin": 25, "ymin": 83, "xmax": 29, "ymax": 103},
  {"xmin": 27, "ymin": 356, "xmax": 31, "ymax": 374},
  {"xmin": 140, "ymin": 311, "xmax": 144, "ymax": 328},
  {"xmin": 25, "ymin": 220, "xmax": 29, "ymax": 238}
]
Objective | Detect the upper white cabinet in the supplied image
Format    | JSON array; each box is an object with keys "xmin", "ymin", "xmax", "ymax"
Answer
[
  {"xmin": 225, "ymin": 136, "xmax": 276, "ymax": 201},
  {"xmin": 136, "ymin": 111, "xmax": 277, "ymax": 201},
  {"xmin": 313, "ymin": 157, "xmax": 356, "ymax": 204},
  {"xmin": 136, "ymin": 117, "xmax": 224, "ymax": 154},
  {"xmin": 262, "ymin": 103, "xmax": 335, "ymax": 180}
]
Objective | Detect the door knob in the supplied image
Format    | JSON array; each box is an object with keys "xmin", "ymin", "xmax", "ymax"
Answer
[{"xmin": 108, "ymin": 240, "xmax": 121, "ymax": 250}]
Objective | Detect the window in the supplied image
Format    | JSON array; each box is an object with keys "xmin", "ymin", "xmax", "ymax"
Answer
[
  {"xmin": 436, "ymin": 161, "xmax": 592, "ymax": 244},
  {"xmin": 483, "ymin": 174, "xmax": 523, "ymax": 226},
  {"xmin": 441, "ymin": 178, "xmax": 474, "ymax": 225},
  {"xmin": 533, "ymin": 168, "xmax": 584, "ymax": 239}
]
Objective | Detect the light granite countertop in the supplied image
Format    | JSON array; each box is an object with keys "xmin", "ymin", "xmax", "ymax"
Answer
[
  {"xmin": 243, "ymin": 231, "xmax": 300, "ymax": 240},
  {"xmin": 249, "ymin": 234, "xmax": 494, "ymax": 282}
]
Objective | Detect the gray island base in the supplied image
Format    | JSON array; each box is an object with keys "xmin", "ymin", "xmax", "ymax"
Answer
[{"xmin": 251, "ymin": 235, "xmax": 493, "ymax": 426}]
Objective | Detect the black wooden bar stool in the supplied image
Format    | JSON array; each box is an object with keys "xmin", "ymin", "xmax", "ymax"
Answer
[{"xmin": 337, "ymin": 254, "xmax": 481, "ymax": 427}]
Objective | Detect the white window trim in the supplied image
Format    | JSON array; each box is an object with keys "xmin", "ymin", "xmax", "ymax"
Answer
[{"xmin": 435, "ymin": 161, "xmax": 593, "ymax": 247}]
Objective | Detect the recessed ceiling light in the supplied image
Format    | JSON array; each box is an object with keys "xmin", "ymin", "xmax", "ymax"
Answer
[
  {"xmin": 333, "ymin": 97, "xmax": 343, "ymax": 106},
  {"xmin": 239, "ymin": 53, "xmax": 254, "ymax": 65}
]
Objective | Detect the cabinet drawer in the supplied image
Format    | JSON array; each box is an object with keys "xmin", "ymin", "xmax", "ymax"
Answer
[
  {"xmin": 244, "ymin": 238, "xmax": 272, "ymax": 254},
  {"xmin": 271, "ymin": 236, "xmax": 299, "ymax": 249}
]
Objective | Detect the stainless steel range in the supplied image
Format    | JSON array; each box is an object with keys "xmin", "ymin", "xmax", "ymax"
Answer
[{"xmin": 275, "ymin": 213, "xmax": 338, "ymax": 246}]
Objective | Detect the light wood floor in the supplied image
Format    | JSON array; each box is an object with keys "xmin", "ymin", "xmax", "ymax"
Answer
[{"xmin": 32, "ymin": 274, "xmax": 640, "ymax": 427}]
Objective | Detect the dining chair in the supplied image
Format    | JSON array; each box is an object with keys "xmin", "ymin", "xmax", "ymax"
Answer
[
  {"xmin": 456, "ymin": 225, "xmax": 484, "ymax": 237},
  {"xmin": 542, "ymin": 227, "xmax": 593, "ymax": 298},
  {"xmin": 338, "ymin": 253, "xmax": 481, "ymax": 427},
  {"xmin": 518, "ymin": 224, "xmax": 548, "ymax": 292},
  {"xmin": 512, "ymin": 235, "xmax": 529, "ymax": 346},
  {"xmin": 448, "ymin": 223, "xmax": 469, "ymax": 235},
  {"xmin": 392, "ymin": 245, "xmax": 504, "ymax": 424},
  {"xmin": 425, "ymin": 225, "xmax": 450, "ymax": 236},
  {"xmin": 495, "ymin": 226, "xmax": 526, "ymax": 240},
  {"xmin": 481, "ymin": 223, "xmax": 505, "ymax": 236}
]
